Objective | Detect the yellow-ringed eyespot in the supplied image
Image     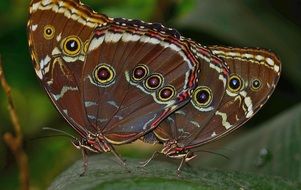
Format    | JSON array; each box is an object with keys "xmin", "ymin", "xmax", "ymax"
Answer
[
  {"xmin": 61, "ymin": 36, "xmax": 82, "ymax": 56},
  {"xmin": 228, "ymin": 74, "xmax": 243, "ymax": 93},
  {"xmin": 251, "ymin": 78, "xmax": 262, "ymax": 91},
  {"xmin": 157, "ymin": 86, "xmax": 176, "ymax": 102},
  {"xmin": 144, "ymin": 73, "xmax": 164, "ymax": 91},
  {"xmin": 192, "ymin": 86, "xmax": 213, "ymax": 108},
  {"xmin": 132, "ymin": 65, "xmax": 149, "ymax": 82},
  {"xmin": 43, "ymin": 25, "xmax": 55, "ymax": 40},
  {"xmin": 93, "ymin": 64, "xmax": 116, "ymax": 87}
]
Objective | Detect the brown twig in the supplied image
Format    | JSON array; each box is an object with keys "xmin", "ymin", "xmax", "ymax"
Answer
[{"xmin": 0, "ymin": 55, "xmax": 30, "ymax": 190}]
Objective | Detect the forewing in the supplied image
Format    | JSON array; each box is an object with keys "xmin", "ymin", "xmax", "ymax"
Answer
[{"xmin": 27, "ymin": 0, "xmax": 110, "ymax": 136}]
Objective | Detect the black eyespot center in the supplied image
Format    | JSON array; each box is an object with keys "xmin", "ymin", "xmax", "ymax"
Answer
[
  {"xmin": 196, "ymin": 89, "xmax": 210, "ymax": 104},
  {"xmin": 228, "ymin": 75, "xmax": 243, "ymax": 93},
  {"xmin": 62, "ymin": 36, "xmax": 82, "ymax": 56},
  {"xmin": 192, "ymin": 86, "xmax": 213, "ymax": 108},
  {"xmin": 66, "ymin": 39, "xmax": 79, "ymax": 51},
  {"xmin": 46, "ymin": 28, "xmax": 52, "ymax": 35}
]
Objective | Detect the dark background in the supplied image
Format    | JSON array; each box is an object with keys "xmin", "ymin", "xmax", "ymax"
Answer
[{"xmin": 0, "ymin": 0, "xmax": 300, "ymax": 189}]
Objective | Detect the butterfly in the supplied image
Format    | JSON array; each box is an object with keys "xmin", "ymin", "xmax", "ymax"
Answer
[
  {"xmin": 27, "ymin": 0, "xmax": 226, "ymax": 174},
  {"xmin": 142, "ymin": 46, "xmax": 281, "ymax": 172}
]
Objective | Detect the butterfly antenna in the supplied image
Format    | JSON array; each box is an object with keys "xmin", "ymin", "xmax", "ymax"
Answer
[
  {"xmin": 195, "ymin": 149, "xmax": 230, "ymax": 160},
  {"xmin": 42, "ymin": 127, "xmax": 78, "ymax": 141},
  {"xmin": 30, "ymin": 134, "xmax": 77, "ymax": 141}
]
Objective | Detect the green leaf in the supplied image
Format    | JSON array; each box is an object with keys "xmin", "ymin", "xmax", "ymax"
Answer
[
  {"xmin": 197, "ymin": 103, "xmax": 301, "ymax": 182},
  {"xmin": 48, "ymin": 154, "xmax": 299, "ymax": 190},
  {"xmin": 176, "ymin": 0, "xmax": 301, "ymax": 89}
]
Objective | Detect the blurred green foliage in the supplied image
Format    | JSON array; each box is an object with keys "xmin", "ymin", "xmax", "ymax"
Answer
[
  {"xmin": 0, "ymin": 0, "xmax": 300, "ymax": 189},
  {"xmin": 197, "ymin": 103, "xmax": 301, "ymax": 182}
]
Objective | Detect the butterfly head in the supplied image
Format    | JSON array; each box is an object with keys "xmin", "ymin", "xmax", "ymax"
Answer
[{"xmin": 72, "ymin": 133, "xmax": 111, "ymax": 153}]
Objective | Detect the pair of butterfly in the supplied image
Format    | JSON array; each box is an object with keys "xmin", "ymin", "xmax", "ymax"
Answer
[{"xmin": 27, "ymin": 0, "xmax": 281, "ymax": 174}]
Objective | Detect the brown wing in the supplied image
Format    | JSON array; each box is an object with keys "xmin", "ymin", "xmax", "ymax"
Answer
[
  {"xmin": 152, "ymin": 44, "xmax": 229, "ymax": 146},
  {"xmin": 81, "ymin": 19, "xmax": 214, "ymax": 144},
  {"xmin": 27, "ymin": 0, "xmax": 110, "ymax": 137},
  {"xmin": 187, "ymin": 46, "xmax": 281, "ymax": 148}
]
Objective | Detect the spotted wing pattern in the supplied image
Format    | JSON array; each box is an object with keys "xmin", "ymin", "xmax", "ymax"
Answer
[
  {"xmin": 150, "ymin": 43, "xmax": 230, "ymax": 147},
  {"xmin": 143, "ymin": 46, "xmax": 281, "ymax": 158},
  {"xmin": 81, "ymin": 19, "xmax": 217, "ymax": 144},
  {"xmin": 186, "ymin": 46, "xmax": 281, "ymax": 148},
  {"xmin": 27, "ymin": 0, "xmax": 110, "ymax": 136},
  {"xmin": 28, "ymin": 0, "xmax": 281, "ymax": 157}
]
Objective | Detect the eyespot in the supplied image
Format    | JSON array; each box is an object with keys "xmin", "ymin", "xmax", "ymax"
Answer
[
  {"xmin": 157, "ymin": 86, "xmax": 176, "ymax": 102},
  {"xmin": 144, "ymin": 73, "xmax": 164, "ymax": 91},
  {"xmin": 251, "ymin": 79, "xmax": 262, "ymax": 91},
  {"xmin": 228, "ymin": 75, "xmax": 243, "ymax": 93},
  {"xmin": 93, "ymin": 64, "xmax": 116, "ymax": 87},
  {"xmin": 61, "ymin": 36, "xmax": 82, "ymax": 56},
  {"xmin": 43, "ymin": 25, "xmax": 55, "ymax": 40},
  {"xmin": 192, "ymin": 86, "xmax": 213, "ymax": 108},
  {"xmin": 132, "ymin": 65, "xmax": 149, "ymax": 82}
]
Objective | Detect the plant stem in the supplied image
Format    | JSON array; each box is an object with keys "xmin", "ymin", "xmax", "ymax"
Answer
[{"xmin": 0, "ymin": 55, "xmax": 30, "ymax": 190}]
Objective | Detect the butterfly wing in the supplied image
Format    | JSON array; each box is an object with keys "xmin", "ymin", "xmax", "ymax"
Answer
[
  {"xmin": 187, "ymin": 46, "xmax": 281, "ymax": 148},
  {"xmin": 27, "ymin": 0, "xmax": 110, "ymax": 136},
  {"xmin": 81, "ymin": 19, "xmax": 215, "ymax": 144},
  {"xmin": 151, "ymin": 44, "xmax": 229, "ymax": 146}
]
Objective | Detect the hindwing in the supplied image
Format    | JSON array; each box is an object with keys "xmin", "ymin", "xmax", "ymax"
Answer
[
  {"xmin": 151, "ymin": 43, "xmax": 229, "ymax": 146},
  {"xmin": 187, "ymin": 46, "xmax": 281, "ymax": 148}
]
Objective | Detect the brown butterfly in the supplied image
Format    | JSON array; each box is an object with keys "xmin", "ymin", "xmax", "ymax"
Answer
[
  {"xmin": 27, "ymin": 0, "xmax": 226, "ymax": 174},
  {"xmin": 142, "ymin": 46, "xmax": 281, "ymax": 173}
]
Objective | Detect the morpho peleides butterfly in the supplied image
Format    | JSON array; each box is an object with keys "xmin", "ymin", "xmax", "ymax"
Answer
[
  {"xmin": 142, "ymin": 46, "xmax": 281, "ymax": 172},
  {"xmin": 27, "ymin": 0, "xmax": 229, "ymax": 173}
]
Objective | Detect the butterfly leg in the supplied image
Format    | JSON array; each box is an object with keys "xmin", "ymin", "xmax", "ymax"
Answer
[
  {"xmin": 109, "ymin": 145, "xmax": 129, "ymax": 172},
  {"xmin": 111, "ymin": 148, "xmax": 126, "ymax": 165},
  {"xmin": 176, "ymin": 156, "xmax": 186, "ymax": 176},
  {"xmin": 139, "ymin": 151, "xmax": 159, "ymax": 167},
  {"xmin": 72, "ymin": 140, "xmax": 90, "ymax": 176},
  {"xmin": 176, "ymin": 152, "xmax": 197, "ymax": 176},
  {"xmin": 80, "ymin": 149, "xmax": 88, "ymax": 176}
]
